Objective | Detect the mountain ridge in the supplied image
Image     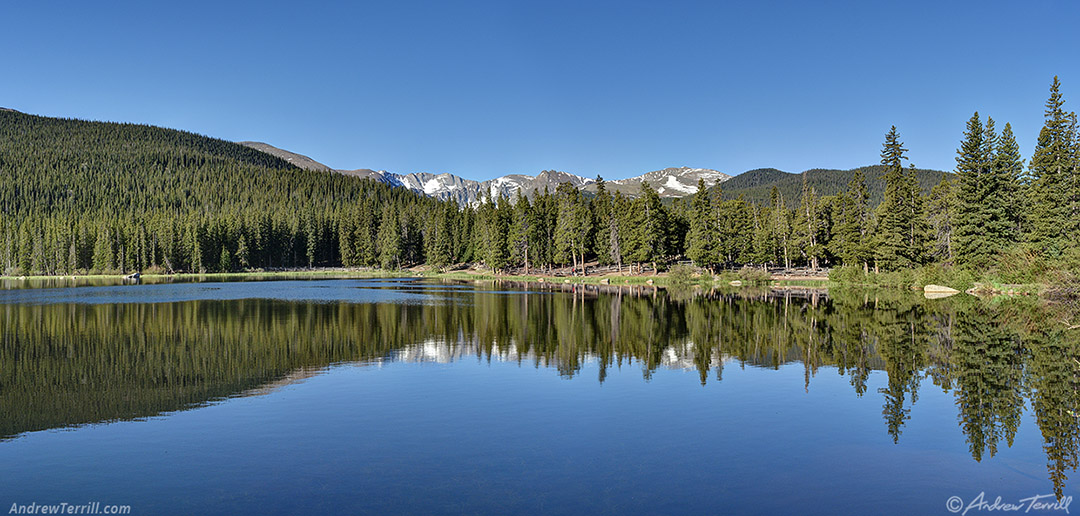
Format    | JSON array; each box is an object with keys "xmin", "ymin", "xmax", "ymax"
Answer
[
  {"xmin": 236, "ymin": 141, "xmax": 949, "ymax": 208},
  {"xmin": 238, "ymin": 141, "xmax": 731, "ymax": 205},
  {"xmin": 715, "ymin": 165, "xmax": 951, "ymax": 207}
]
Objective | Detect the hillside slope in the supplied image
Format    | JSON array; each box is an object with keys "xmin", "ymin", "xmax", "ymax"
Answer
[
  {"xmin": 718, "ymin": 165, "xmax": 951, "ymax": 206},
  {"xmin": 0, "ymin": 109, "xmax": 449, "ymax": 274},
  {"xmin": 238, "ymin": 141, "xmax": 332, "ymax": 172}
]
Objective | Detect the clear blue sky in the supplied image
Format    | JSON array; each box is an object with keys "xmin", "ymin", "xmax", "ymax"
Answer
[{"xmin": 2, "ymin": 1, "xmax": 1077, "ymax": 181}]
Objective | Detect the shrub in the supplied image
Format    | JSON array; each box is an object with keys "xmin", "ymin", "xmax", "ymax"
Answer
[
  {"xmin": 736, "ymin": 266, "xmax": 772, "ymax": 284},
  {"xmin": 988, "ymin": 245, "xmax": 1049, "ymax": 284},
  {"xmin": 828, "ymin": 265, "xmax": 867, "ymax": 285},
  {"xmin": 667, "ymin": 264, "xmax": 698, "ymax": 286},
  {"xmin": 914, "ymin": 264, "xmax": 947, "ymax": 288}
]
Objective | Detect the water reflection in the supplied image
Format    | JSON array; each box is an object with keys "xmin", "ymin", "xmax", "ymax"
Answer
[{"xmin": 1, "ymin": 281, "xmax": 1078, "ymax": 496}]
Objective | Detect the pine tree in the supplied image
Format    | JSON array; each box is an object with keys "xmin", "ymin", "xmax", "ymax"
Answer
[
  {"xmin": 553, "ymin": 183, "xmax": 591, "ymax": 274},
  {"xmin": 428, "ymin": 203, "xmax": 455, "ymax": 269},
  {"xmin": 926, "ymin": 177, "xmax": 956, "ymax": 264},
  {"xmin": 219, "ymin": 245, "xmax": 232, "ymax": 272},
  {"xmin": 508, "ymin": 190, "xmax": 533, "ymax": 273},
  {"xmin": 338, "ymin": 208, "xmax": 356, "ymax": 267},
  {"xmin": 236, "ymin": 234, "xmax": 250, "ymax": 270},
  {"xmin": 609, "ymin": 191, "xmax": 627, "ymax": 271},
  {"xmin": 304, "ymin": 210, "xmax": 318, "ymax": 268},
  {"xmin": 901, "ymin": 164, "xmax": 930, "ymax": 265},
  {"xmin": 718, "ymin": 195, "xmax": 754, "ymax": 265},
  {"xmin": 92, "ymin": 224, "xmax": 114, "ymax": 273},
  {"xmin": 793, "ymin": 172, "xmax": 826, "ymax": 269},
  {"xmin": 953, "ymin": 112, "xmax": 991, "ymax": 267},
  {"xmin": 478, "ymin": 193, "xmax": 509, "ymax": 273},
  {"xmin": 627, "ymin": 182, "xmax": 667, "ymax": 273},
  {"xmin": 830, "ymin": 169, "xmax": 871, "ymax": 271},
  {"xmin": 1027, "ymin": 76, "xmax": 1078, "ymax": 253},
  {"xmin": 686, "ymin": 179, "xmax": 717, "ymax": 270},
  {"xmin": 377, "ymin": 206, "xmax": 401, "ymax": 269},
  {"xmin": 189, "ymin": 219, "xmax": 203, "ymax": 273},
  {"xmin": 592, "ymin": 177, "xmax": 613, "ymax": 266},
  {"xmin": 770, "ymin": 187, "xmax": 792, "ymax": 268},
  {"xmin": 873, "ymin": 126, "xmax": 926, "ymax": 270},
  {"xmin": 994, "ymin": 122, "xmax": 1025, "ymax": 242},
  {"xmin": 355, "ymin": 202, "xmax": 377, "ymax": 266}
]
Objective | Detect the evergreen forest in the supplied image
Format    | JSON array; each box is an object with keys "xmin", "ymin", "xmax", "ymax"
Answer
[{"xmin": 1, "ymin": 77, "xmax": 1078, "ymax": 280}]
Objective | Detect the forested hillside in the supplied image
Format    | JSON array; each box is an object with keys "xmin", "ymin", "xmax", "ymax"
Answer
[
  {"xmin": 2, "ymin": 77, "xmax": 1078, "ymax": 278},
  {"xmin": 719, "ymin": 165, "xmax": 950, "ymax": 206},
  {"xmin": 0, "ymin": 109, "xmax": 458, "ymax": 274}
]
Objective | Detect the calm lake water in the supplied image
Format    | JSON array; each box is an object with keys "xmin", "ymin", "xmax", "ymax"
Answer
[{"xmin": 1, "ymin": 278, "xmax": 1078, "ymax": 515}]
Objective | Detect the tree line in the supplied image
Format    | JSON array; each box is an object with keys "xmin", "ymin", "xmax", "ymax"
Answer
[{"xmin": 1, "ymin": 77, "xmax": 1077, "ymax": 276}]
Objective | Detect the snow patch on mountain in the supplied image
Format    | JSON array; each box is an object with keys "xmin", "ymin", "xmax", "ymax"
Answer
[{"xmin": 663, "ymin": 174, "xmax": 696, "ymax": 194}]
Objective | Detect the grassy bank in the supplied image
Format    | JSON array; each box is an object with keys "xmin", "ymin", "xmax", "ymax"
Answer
[
  {"xmin": 18, "ymin": 263, "xmax": 1078, "ymax": 299},
  {"xmin": 0, "ymin": 269, "xmax": 415, "ymax": 289},
  {"xmin": 0, "ymin": 265, "xmax": 820, "ymax": 290},
  {"xmin": 827, "ymin": 249, "xmax": 1080, "ymax": 297},
  {"xmin": 420, "ymin": 264, "xmax": 784, "ymax": 289}
]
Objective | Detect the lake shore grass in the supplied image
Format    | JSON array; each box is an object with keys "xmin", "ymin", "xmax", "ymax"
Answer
[
  {"xmin": 0, "ymin": 270, "xmax": 411, "ymax": 281},
  {"xmin": 824, "ymin": 264, "xmax": 1073, "ymax": 298},
  {"xmin": 6, "ymin": 265, "xmax": 1074, "ymax": 299},
  {"xmin": 1, "ymin": 267, "xmax": 776, "ymax": 289}
]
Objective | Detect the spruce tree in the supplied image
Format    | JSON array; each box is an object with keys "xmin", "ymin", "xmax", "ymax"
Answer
[
  {"xmin": 953, "ymin": 112, "xmax": 991, "ymax": 267},
  {"xmin": 686, "ymin": 178, "xmax": 717, "ymax": 270},
  {"xmin": 553, "ymin": 183, "xmax": 591, "ymax": 274},
  {"xmin": 478, "ymin": 194, "xmax": 510, "ymax": 273},
  {"xmin": 377, "ymin": 206, "xmax": 402, "ymax": 269},
  {"xmin": 627, "ymin": 182, "xmax": 667, "ymax": 273},
  {"xmin": 592, "ymin": 177, "xmax": 613, "ymax": 265},
  {"xmin": 873, "ymin": 126, "xmax": 924, "ymax": 270},
  {"xmin": 719, "ymin": 195, "xmax": 754, "ymax": 264},
  {"xmin": 901, "ymin": 164, "xmax": 930, "ymax": 266},
  {"xmin": 994, "ymin": 122, "xmax": 1025, "ymax": 242},
  {"xmin": 236, "ymin": 234, "xmax": 250, "ymax": 270},
  {"xmin": 219, "ymin": 245, "xmax": 232, "ymax": 272},
  {"xmin": 430, "ymin": 202, "xmax": 455, "ymax": 269},
  {"xmin": 831, "ymin": 170, "xmax": 871, "ymax": 271},
  {"xmin": 338, "ymin": 208, "xmax": 356, "ymax": 267},
  {"xmin": 91, "ymin": 225, "xmax": 114, "ymax": 273},
  {"xmin": 508, "ymin": 190, "xmax": 534, "ymax": 273},
  {"xmin": 711, "ymin": 184, "xmax": 726, "ymax": 264},
  {"xmin": 1027, "ymin": 76, "xmax": 1078, "ymax": 253},
  {"xmin": 925, "ymin": 177, "xmax": 956, "ymax": 263},
  {"xmin": 609, "ymin": 192, "xmax": 627, "ymax": 271}
]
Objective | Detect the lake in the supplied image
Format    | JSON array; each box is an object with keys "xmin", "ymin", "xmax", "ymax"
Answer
[{"xmin": 1, "ymin": 278, "xmax": 1077, "ymax": 515}]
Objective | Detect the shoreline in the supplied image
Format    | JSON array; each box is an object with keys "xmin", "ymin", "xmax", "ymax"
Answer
[{"xmin": 3, "ymin": 267, "xmax": 1068, "ymax": 299}]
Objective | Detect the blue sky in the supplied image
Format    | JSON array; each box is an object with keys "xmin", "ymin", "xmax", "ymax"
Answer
[{"xmin": 2, "ymin": 1, "xmax": 1077, "ymax": 180}]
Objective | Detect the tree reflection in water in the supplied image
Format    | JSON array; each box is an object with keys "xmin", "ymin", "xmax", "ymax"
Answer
[{"xmin": 1, "ymin": 281, "xmax": 1077, "ymax": 496}]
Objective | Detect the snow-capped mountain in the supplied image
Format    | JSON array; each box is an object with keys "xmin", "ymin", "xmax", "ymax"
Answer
[
  {"xmin": 584, "ymin": 167, "xmax": 731, "ymax": 198},
  {"xmin": 397, "ymin": 172, "xmax": 486, "ymax": 206},
  {"xmin": 336, "ymin": 169, "xmax": 594, "ymax": 206},
  {"xmin": 239, "ymin": 142, "xmax": 725, "ymax": 205},
  {"xmin": 485, "ymin": 170, "xmax": 595, "ymax": 200}
]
